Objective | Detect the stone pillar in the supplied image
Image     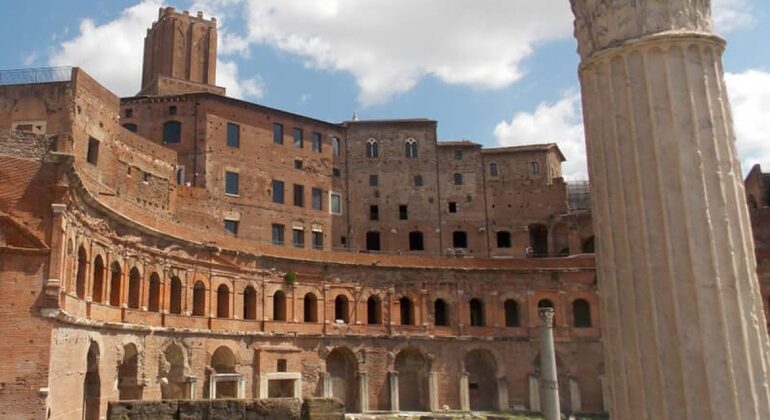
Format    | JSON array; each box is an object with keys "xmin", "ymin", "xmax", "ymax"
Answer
[
  {"xmin": 569, "ymin": 377, "xmax": 582, "ymax": 413},
  {"xmin": 358, "ymin": 371, "xmax": 369, "ymax": 413},
  {"xmin": 497, "ymin": 377, "xmax": 510, "ymax": 411},
  {"xmin": 322, "ymin": 372, "xmax": 332, "ymax": 398},
  {"xmin": 528, "ymin": 375, "xmax": 540, "ymax": 412},
  {"xmin": 428, "ymin": 371, "xmax": 439, "ymax": 412},
  {"xmin": 389, "ymin": 371, "xmax": 399, "ymax": 412},
  {"xmin": 538, "ymin": 308, "xmax": 560, "ymax": 420},
  {"xmin": 459, "ymin": 371, "xmax": 470, "ymax": 411},
  {"xmin": 570, "ymin": 1, "xmax": 770, "ymax": 419}
]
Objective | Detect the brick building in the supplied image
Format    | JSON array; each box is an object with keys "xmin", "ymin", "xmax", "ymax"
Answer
[{"xmin": 17, "ymin": 5, "xmax": 770, "ymax": 419}]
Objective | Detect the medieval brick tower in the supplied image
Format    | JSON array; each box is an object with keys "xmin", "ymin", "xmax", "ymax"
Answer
[{"xmin": 139, "ymin": 7, "xmax": 223, "ymax": 96}]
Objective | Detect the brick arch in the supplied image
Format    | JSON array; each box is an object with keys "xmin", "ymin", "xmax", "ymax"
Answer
[
  {"xmin": 393, "ymin": 347, "xmax": 432, "ymax": 411},
  {"xmin": 464, "ymin": 348, "xmax": 500, "ymax": 411},
  {"xmin": 325, "ymin": 347, "xmax": 360, "ymax": 412},
  {"xmin": 159, "ymin": 341, "xmax": 191, "ymax": 399}
]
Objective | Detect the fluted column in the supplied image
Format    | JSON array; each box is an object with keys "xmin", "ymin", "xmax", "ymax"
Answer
[{"xmin": 570, "ymin": 1, "xmax": 770, "ymax": 419}]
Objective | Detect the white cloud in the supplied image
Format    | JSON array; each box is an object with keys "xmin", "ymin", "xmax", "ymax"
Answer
[
  {"xmin": 48, "ymin": 0, "xmax": 260, "ymax": 99},
  {"xmin": 494, "ymin": 69, "xmax": 770, "ymax": 181},
  {"xmin": 712, "ymin": 0, "xmax": 755, "ymax": 32},
  {"xmin": 725, "ymin": 70, "xmax": 770, "ymax": 174},
  {"xmin": 494, "ymin": 91, "xmax": 587, "ymax": 181},
  {"xmin": 238, "ymin": 0, "xmax": 572, "ymax": 106}
]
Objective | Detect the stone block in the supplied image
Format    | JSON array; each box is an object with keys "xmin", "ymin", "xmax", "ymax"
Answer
[
  {"xmin": 246, "ymin": 398, "xmax": 301, "ymax": 420},
  {"xmin": 107, "ymin": 401, "xmax": 178, "ymax": 420},
  {"xmin": 300, "ymin": 398, "xmax": 344, "ymax": 420}
]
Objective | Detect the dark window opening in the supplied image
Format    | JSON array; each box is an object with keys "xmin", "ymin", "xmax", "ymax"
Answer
[
  {"xmin": 86, "ymin": 137, "xmax": 100, "ymax": 165},
  {"xmin": 216, "ymin": 284, "xmax": 230, "ymax": 318},
  {"xmin": 366, "ymin": 231, "xmax": 380, "ymax": 251},
  {"xmin": 530, "ymin": 161, "xmax": 540, "ymax": 175},
  {"xmin": 304, "ymin": 293, "xmax": 318, "ymax": 322},
  {"xmin": 292, "ymin": 228, "xmax": 304, "ymax": 248},
  {"xmin": 225, "ymin": 171, "xmax": 239, "ymax": 195},
  {"xmin": 573, "ymin": 299, "xmax": 592, "ymax": 328},
  {"xmin": 399, "ymin": 297, "xmax": 413, "ymax": 325},
  {"xmin": 272, "ymin": 224, "xmax": 285, "ymax": 245},
  {"xmin": 293, "ymin": 127, "xmax": 303, "ymax": 148},
  {"xmin": 124, "ymin": 108, "xmax": 133, "ymax": 118},
  {"xmin": 434, "ymin": 299, "xmax": 449, "ymax": 326},
  {"xmin": 272, "ymin": 180, "xmax": 285, "ymax": 204},
  {"xmin": 399, "ymin": 205, "xmax": 408, "ymax": 220},
  {"xmin": 528, "ymin": 224, "xmax": 548, "ymax": 257},
  {"xmin": 312, "ymin": 132, "xmax": 322, "ymax": 152},
  {"xmin": 448, "ymin": 202, "xmax": 458, "ymax": 213},
  {"xmin": 470, "ymin": 298, "xmax": 485, "ymax": 326},
  {"xmin": 332, "ymin": 168, "xmax": 341, "ymax": 177},
  {"xmin": 405, "ymin": 140, "xmax": 418, "ymax": 158},
  {"xmin": 454, "ymin": 150, "xmax": 463, "ymax": 160},
  {"xmin": 312, "ymin": 188, "xmax": 323, "ymax": 210},
  {"xmin": 192, "ymin": 282, "xmax": 205, "ymax": 316},
  {"xmin": 227, "ymin": 123, "xmax": 240, "ymax": 148},
  {"xmin": 277, "ymin": 359, "xmax": 287, "ymax": 372},
  {"xmin": 243, "ymin": 287, "xmax": 257, "ymax": 320},
  {"xmin": 453, "ymin": 231, "xmax": 468, "ymax": 248},
  {"xmin": 489, "ymin": 162, "xmax": 498, "ymax": 176},
  {"xmin": 122, "ymin": 123, "xmax": 137, "ymax": 132},
  {"xmin": 453, "ymin": 173, "xmax": 463, "ymax": 185},
  {"xmin": 367, "ymin": 296, "xmax": 382, "ymax": 324},
  {"xmin": 370, "ymin": 205, "xmax": 379, "ymax": 221},
  {"xmin": 414, "ymin": 175, "xmax": 423, "ymax": 186},
  {"xmin": 504, "ymin": 299, "xmax": 520, "ymax": 327},
  {"xmin": 294, "ymin": 159, "xmax": 303, "ymax": 169},
  {"xmin": 273, "ymin": 291, "xmax": 287, "ymax": 321},
  {"xmin": 409, "ymin": 231, "xmax": 424, "ymax": 251},
  {"xmin": 369, "ymin": 174, "xmax": 378, "ymax": 186},
  {"xmin": 163, "ymin": 121, "xmax": 181, "ymax": 144},
  {"xmin": 312, "ymin": 231, "xmax": 323, "ymax": 250},
  {"xmin": 334, "ymin": 295, "xmax": 349, "ymax": 323},
  {"xmin": 366, "ymin": 140, "xmax": 378, "ymax": 158},
  {"xmin": 273, "ymin": 123, "xmax": 284, "ymax": 144},
  {"xmin": 293, "ymin": 184, "xmax": 304, "ymax": 207},
  {"xmin": 496, "ymin": 231, "xmax": 512, "ymax": 248},
  {"xmin": 224, "ymin": 220, "xmax": 239, "ymax": 235}
]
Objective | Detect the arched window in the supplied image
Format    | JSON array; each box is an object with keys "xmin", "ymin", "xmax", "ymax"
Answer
[
  {"xmin": 400, "ymin": 296, "xmax": 413, "ymax": 325},
  {"xmin": 243, "ymin": 286, "xmax": 257, "ymax": 320},
  {"xmin": 470, "ymin": 298, "xmax": 485, "ymax": 326},
  {"xmin": 127, "ymin": 268, "xmax": 141, "ymax": 309},
  {"xmin": 573, "ymin": 299, "xmax": 592, "ymax": 328},
  {"xmin": 335, "ymin": 295, "xmax": 349, "ymax": 323},
  {"xmin": 538, "ymin": 299, "xmax": 555, "ymax": 325},
  {"xmin": 453, "ymin": 231, "xmax": 468, "ymax": 248},
  {"xmin": 273, "ymin": 290, "xmax": 287, "ymax": 321},
  {"xmin": 192, "ymin": 281, "xmax": 206, "ymax": 316},
  {"xmin": 528, "ymin": 224, "xmax": 548, "ymax": 257},
  {"xmin": 163, "ymin": 121, "xmax": 182, "ymax": 144},
  {"xmin": 405, "ymin": 138, "xmax": 418, "ymax": 158},
  {"xmin": 109, "ymin": 262, "xmax": 122, "ymax": 307},
  {"xmin": 434, "ymin": 299, "xmax": 449, "ymax": 326},
  {"xmin": 529, "ymin": 161, "xmax": 540, "ymax": 175},
  {"xmin": 409, "ymin": 231, "xmax": 424, "ymax": 251},
  {"xmin": 217, "ymin": 284, "xmax": 230, "ymax": 318},
  {"xmin": 496, "ymin": 231, "xmax": 512, "ymax": 248},
  {"xmin": 75, "ymin": 246, "xmax": 87, "ymax": 299},
  {"xmin": 148, "ymin": 273, "xmax": 161, "ymax": 312},
  {"xmin": 365, "ymin": 138, "xmax": 378, "ymax": 158},
  {"xmin": 367, "ymin": 296, "xmax": 382, "ymax": 324},
  {"xmin": 92, "ymin": 255, "xmax": 105, "ymax": 303},
  {"xmin": 169, "ymin": 277, "xmax": 182, "ymax": 315},
  {"xmin": 504, "ymin": 299, "xmax": 519, "ymax": 327},
  {"xmin": 304, "ymin": 293, "xmax": 318, "ymax": 322}
]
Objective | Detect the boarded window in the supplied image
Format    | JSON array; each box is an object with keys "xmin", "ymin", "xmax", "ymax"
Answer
[{"xmin": 163, "ymin": 121, "xmax": 181, "ymax": 144}]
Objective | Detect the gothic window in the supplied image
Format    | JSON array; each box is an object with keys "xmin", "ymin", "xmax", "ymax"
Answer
[
  {"xmin": 405, "ymin": 138, "xmax": 418, "ymax": 158},
  {"xmin": 366, "ymin": 138, "xmax": 378, "ymax": 158}
]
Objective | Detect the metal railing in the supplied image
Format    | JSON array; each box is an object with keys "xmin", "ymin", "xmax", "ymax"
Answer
[{"xmin": 0, "ymin": 66, "xmax": 73, "ymax": 86}]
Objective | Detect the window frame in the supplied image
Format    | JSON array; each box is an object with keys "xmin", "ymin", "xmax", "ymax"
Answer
[
  {"xmin": 271, "ymin": 224, "xmax": 285, "ymax": 245},
  {"xmin": 272, "ymin": 180, "xmax": 285, "ymax": 204},
  {"xmin": 224, "ymin": 219, "xmax": 239, "ymax": 235},
  {"xmin": 293, "ymin": 127, "xmax": 303, "ymax": 149},
  {"xmin": 273, "ymin": 123, "xmax": 284, "ymax": 144},
  {"xmin": 312, "ymin": 132, "xmax": 322, "ymax": 152},
  {"xmin": 226, "ymin": 122, "xmax": 240, "ymax": 148},
  {"xmin": 293, "ymin": 184, "xmax": 305, "ymax": 207},
  {"xmin": 330, "ymin": 192, "xmax": 342, "ymax": 215},
  {"xmin": 225, "ymin": 171, "xmax": 239, "ymax": 196}
]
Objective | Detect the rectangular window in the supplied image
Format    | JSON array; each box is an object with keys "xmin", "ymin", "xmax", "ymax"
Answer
[
  {"xmin": 399, "ymin": 205, "xmax": 408, "ymax": 220},
  {"xmin": 312, "ymin": 231, "xmax": 323, "ymax": 250},
  {"xmin": 490, "ymin": 162, "xmax": 498, "ymax": 177},
  {"xmin": 448, "ymin": 202, "xmax": 458, "ymax": 213},
  {"xmin": 224, "ymin": 220, "xmax": 239, "ymax": 235},
  {"xmin": 333, "ymin": 168, "xmax": 341, "ymax": 177},
  {"xmin": 453, "ymin": 173, "xmax": 463, "ymax": 185},
  {"xmin": 294, "ymin": 159, "xmax": 303, "ymax": 170},
  {"xmin": 227, "ymin": 123, "xmax": 240, "ymax": 148},
  {"xmin": 312, "ymin": 132, "xmax": 322, "ymax": 152},
  {"xmin": 293, "ymin": 127, "xmax": 303, "ymax": 148},
  {"xmin": 370, "ymin": 205, "xmax": 379, "ymax": 221},
  {"xmin": 332, "ymin": 137, "xmax": 340, "ymax": 156},
  {"xmin": 124, "ymin": 108, "xmax": 133, "ymax": 118},
  {"xmin": 414, "ymin": 175, "xmax": 423, "ymax": 186},
  {"xmin": 454, "ymin": 149, "xmax": 463, "ymax": 160},
  {"xmin": 271, "ymin": 224, "xmax": 285, "ymax": 245},
  {"xmin": 293, "ymin": 228, "xmax": 305, "ymax": 248},
  {"xmin": 369, "ymin": 174, "xmax": 378, "ymax": 186},
  {"xmin": 312, "ymin": 187, "xmax": 323, "ymax": 210},
  {"xmin": 293, "ymin": 184, "xmax": 304, "ymax": 207},
  {"xmin": 273, "ymin": 123, "xmax": 284, "ymax": 144},
  {"xmin": 272, "ymin": 180, "xmax": 285, "ymax": 204},
  {"xmin": 169, "ymin": 106, "xmax": 177, "ymax": 116},
  {"xmin": 225, "ymin": 171, "xmax": 239, "ymax": 195},
  {"xmin": 86, "ymin": 137, "xmax": 100, "ymax": 165},
  {"xmin": 330, "ymin": 193, "xmax": 342, "ymax": 214}
]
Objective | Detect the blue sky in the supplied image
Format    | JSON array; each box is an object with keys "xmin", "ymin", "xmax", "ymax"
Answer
[{"xmin": 3, "ymin": 0, "xmax": 769, "ymax": 179}]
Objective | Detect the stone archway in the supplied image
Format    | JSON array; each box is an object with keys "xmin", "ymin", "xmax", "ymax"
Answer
[
  {"xmin": 464, "ymin": 349, "xmax": 498, "ymax": 411},
  {"xmin": 160, "ymin": 343, "xmax": 188, "ymax": 399},
  {"xmin": 118, "ymin": 343, "xmax": 143, "ymax": 400},
  {"xmin": 326, "ymin": 348, "xmax": 359, "ymax": 412},
  {"xmin": 83, "ymin": 341, "xmax": 101, "ymax": 420},
  {"xmin": 209, "ymin": 346, "xmax": 238, "ymax": 398},
  {"xmin": 395, "ymin": 348, "xmax": 430, "ymax": 412}
]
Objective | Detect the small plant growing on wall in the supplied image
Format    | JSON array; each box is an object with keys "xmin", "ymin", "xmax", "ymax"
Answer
[{"xmin": 283, "ymin": 269, "xmax": 297, "ymax": 286}]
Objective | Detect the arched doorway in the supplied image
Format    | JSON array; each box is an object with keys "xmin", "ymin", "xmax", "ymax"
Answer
[
  {"xmin": 326, "ymin": 348, "xmax": 359, "ymax": 412},
  {"xmin": 335, "ymin": 295, "xmax": 349, "ymax": 323},
  {"xmin": 83, "ymin": 342, "xmax": 100, "ymax": 420},
  {"xmin": 210, "ymin": 347, "xmax": 237, "ymax": 398},
  {"xmin": 273, "ymin": 290, "xmax": 287, "ymax": 321},
  {"xmin": 160, "ymin": 344, "xmax": 187, "ymax": 399},
  {"xmin": 118, "ymin": 343, "xmax": 143, "ymax": 400},
  {"xmin": 304, "ymin": 293, "xmax": 318, "ymax": 322},
  {"xmin": 464, "ymin": 349, "xmax": 498, "ymax": 411},
  {"xmin": 395, "ymin": 348, "xmax": 430, "ymax": 412}
]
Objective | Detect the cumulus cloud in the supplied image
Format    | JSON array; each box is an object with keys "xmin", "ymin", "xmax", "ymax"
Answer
[
  {"xmin": 236, "ymin": 0, "xmax": 572, "ymax": 106},
  {"xmin": 725, "ymin": 70, "xmax": 770, "ymax": 174},
  {"xmin": 712, "ymin": 0, "xmax": 755, "ymax": 32},
  {"xmin": 494, "ymin": 91, "xmax": 587, "ymax": 181},
  {"xmin": 495, "ymin": 69, "xmax": 770, "ymax": 181},
  {"xmin": 48, "ymin": 0, "xmax": 261, "ymax": 99}
]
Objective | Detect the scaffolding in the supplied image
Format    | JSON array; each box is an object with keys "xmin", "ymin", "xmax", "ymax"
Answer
[
  {"xmin": 0, "ymin": 66, "xmax": 73, "ymax": 86},
  {"xmin": 567, "ymin": 181, "xmax": 591, "ymax": 212}
]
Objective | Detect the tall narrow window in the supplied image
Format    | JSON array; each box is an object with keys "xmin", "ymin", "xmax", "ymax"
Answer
[
  {"xmin": 453, "ymin": 231, "xmax": 468, "ymax": 248},
  {"xmin": 226, "ymin": 123, "xmax": 240, "ymax": 148},
  {"xmin": 192, "ymin": 282, "xmax": 206, "ymax": 316},
  {"xmin": 405, "ymin": 138, "xmax": 418, "ymax": 158},
  {"xmin": 225, "ymin": 171, "xmax": 239, "ymax": 195},
  {"xmin": 370, "ymin": 205, "xmax": 379, "ymax": 221},
  {"xmin": 273, "ymin": 290, "xmax": 287, "ymax": 321},
  {"xmin": 369, "ymin": 174, "xmax": 379, "ymax": 186},
  {"xmin": 272, "ymin": 180, "xmax": 285, "ymax": 204},
  {"xmin": 312, "ymin": 132, "xmax": 322, "ymax": 152},
  {"xmin": 454, "ymin": 149, "xmax": 463, "ymax": 160},
  {"xmin": 216, "ymin": 284, "xmax": 230, "ymax": 318},
  {"xmin": 169, "ymin": 277, "xmax": 182, "ymax": 315},
  {"xmin": 530, "ymin": 161, "xmax": 540, "ymax": 175},
  {"xmin": 273, "ymin": 123, "xmax": 284, "ymax": 144},
  {"xmin": 148, "ymin": 273, "xmax": 161, "ymax": 312},
  {"xmin": 399, "ymin": 205, "xmax": 408, "ymax": 220},
  {"xmin": 163, "ymin": 121, "xmax": 181, "ymax": 144},
  {"xmin": 504, "ymin": 299, "xmax": 519, "ymax": 327},
  {"xmin": 312, "ymin": 231, "xmax": 323, "ymax": 250},
  {"xmin": 330, "ymin": 193, "xmax": 342, "ymax": 214},
  {"xmin": 489, "ymin": 162, "xmax": 498, "ymax": 177},
  {"xmin": 400, "ymin": 297, "xmax": 413, "ymax": 325},
  {"xmin": 293, "ymin": 184, "xmax": 304, "ymax": 207},
  {"xmin": 332, "ymin": 137, "xmax": 340, "ymax": 156},
  {"xmin": 367, "ymin": 296, "xmax": 382, "ymax": 324},
  {"xmin": 86, "ymin": 137, "xmax": 100, "ymax": 165},
  {"xmin": 409, "ymin": 231, "xmax": 424, "ymax": 251},
  {"xmin": 243, "ymin": 287, "xmax": 257, "ymax": 320},
  {"xmin": 334, "ymin": 295, "xmax": 349, "ymax": 323},
  {"xmin": 365, "ymin": 138, "xmax": 378, "ymax": 158},
  {"xmin": 414, "ymin": 175, "xmax": 423, "ymax": 186},
  {"xmin": 573, "ymin": 299, "xmax": 592, "ymax": 328},
  {"xmin": 366, "ymin": 231, "xmax": 381, "ymax": 251},
  {"xmin": 453, "ymin": 173, "xmax": 463, "ymax": 186},
  {"xmin": 271, "ymin": 224, "xmax": 285, "ymax": 245},
  {"xmin": 434, "ymin": 299, "xmax": 449, "ymax": 326},
  {"xmin": 293, "ymin": 127, "xmax": 303, "ymax": 148},
  {"xmin": 304, "ymin": 293, "xmax": 318, "ymax": 322},
  {"xmin": 470, "ymin": 298, "xmax": 485, "ymax": 326},
  {"xmin": 312, "ymin": 187, "xmax": 323, "ymax": 210},
  {"xmin": 293, "ymin": 228, "xmax": 305, "ymax": 248}
]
